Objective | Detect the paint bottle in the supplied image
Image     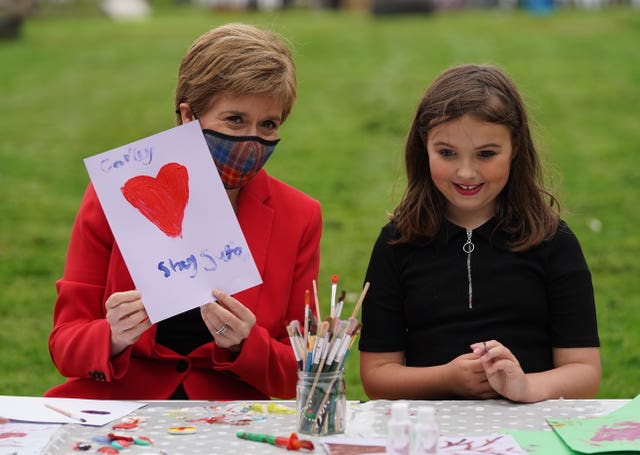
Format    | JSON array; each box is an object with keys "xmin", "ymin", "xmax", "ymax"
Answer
[
  {"xmin": 387, "ymin": 401, "xmax": 412, "ymax": 455},
  {"xmin": 412, "ymin": 406, "xmax": 439, "ymax": 454}
]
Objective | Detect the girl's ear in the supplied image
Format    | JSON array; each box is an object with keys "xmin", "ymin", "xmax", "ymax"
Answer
[{"xmin": 179, "ymin": 103, "xmax": 196, "ymax": 124}]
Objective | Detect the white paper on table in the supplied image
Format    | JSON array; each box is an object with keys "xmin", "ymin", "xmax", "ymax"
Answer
[
  {"xmin": 0, "ymin": 396, "xmax": 146, "ymax": 426},
  {"xmin": 0, "ymin": 421, "xmax": 62, "ymax": 455},
  {"xmin": 321, "ymin": 434, "xmax": 528, "ymax": 454},
  {"xmin": 83, "ymin": 121, "xmax": 262, "ymax": 323}
]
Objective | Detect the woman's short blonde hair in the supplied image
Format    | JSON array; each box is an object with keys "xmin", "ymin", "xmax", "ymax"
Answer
[{"xmin": 175, "ymin": 23, "xmax": 297, "ymax": 124}]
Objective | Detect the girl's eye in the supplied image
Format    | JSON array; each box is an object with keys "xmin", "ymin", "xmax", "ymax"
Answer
[
  {"xmin": 478, "ymin": 150, "xmax": 497, "ymax": 159},
  {"xmin": 438, "ymin": 149, "xmax": 455, "ymax": 158},
  {"xmin": 227, "ymin": 115, "xmax": 243, "ymax": 124}
]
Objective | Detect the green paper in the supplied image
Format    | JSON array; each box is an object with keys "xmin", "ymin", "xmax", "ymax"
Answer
[
  {"xmin": 503, "ymin": 429, "xmax": 577, "ymax": 454},
  {"xmin": 546, "ymin": 395, "xmax": 640, "ymax": 453}
]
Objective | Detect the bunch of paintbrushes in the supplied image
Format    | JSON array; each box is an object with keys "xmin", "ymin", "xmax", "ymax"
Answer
[{"xmin": 287, "ymin": 276, "xmax": 370, "ymax": 435}]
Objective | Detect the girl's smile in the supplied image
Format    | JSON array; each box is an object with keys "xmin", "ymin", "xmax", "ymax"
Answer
[{"xmin": 454, "ymin": 183, "xmax": 484, "ymax": 196}]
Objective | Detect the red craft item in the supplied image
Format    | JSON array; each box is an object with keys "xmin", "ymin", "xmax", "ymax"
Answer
[
  {"xmin": 97, "ymin": 447, "xmax": 119, "ymax": 454},
  {"xmin": 107, "ymin": 433, "xmax": 134, "ymax": 442},
  {"xmin": 236, "ymin": 431, "xmax": 315, "ymax": 451},
  {"xmin": 112, "ymin": 422, "xmax": 137, "ymax": 430}
]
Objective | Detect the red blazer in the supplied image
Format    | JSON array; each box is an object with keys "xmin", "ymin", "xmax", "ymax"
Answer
[{"xmin": 45, "ymin": 170, "xmax": 322, "ymax": 400}]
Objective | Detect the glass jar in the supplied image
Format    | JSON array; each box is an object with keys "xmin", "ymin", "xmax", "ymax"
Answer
[{"xmin": 296, "ymin": 369, "xmax": 346, "ymax": 435}]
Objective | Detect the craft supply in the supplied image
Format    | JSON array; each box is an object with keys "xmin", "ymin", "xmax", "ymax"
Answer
[
  {"xmin": 350, "ymin": 281, "xmax": 370, "ymax": 320},
  {"xmin": 309, "ymin": 321, "xmax": 330, "ymax": 373},
  {"xmin": 73, "ymin": 441, "xmax": 91, "ymax": 451},
  {"xmin": 44, "ymin": 403, "xmax": 87, "ymax": 423},
  {"xmin": 167, "ymin": 425, "xmax": 197, "ymax": 435},
  {"xmin": 335, "ymin": 290, "xmax": 346, "ymax": 319},
  {"xmin": 287, "ymin": 324, "xmax": 305, "ymax": 371},
  {"xmin": 297, "ymin": 369, "xmax": 346, "ymax": 435},
  {"xmin": 303, "ymin": 289, "xmax": 311, "ymax": 360},
  {"xmin": 112, "ymin": 422, "xmax": 137, "ymax": 430},
  {"xmin": 312, "ymin": 279, "xmax": 321, "ymax": 321},
  {"xmin": 107, "ymin": 433, "xmax": 133, "ymax": 441},
  {"xmin": 236, "ymin": 431, "xmax": 315, "ymax": 451},
  {"xmin": 330, "ymin": 274, "xmax": 338, "ymax": 317},
  {"xmin": 267, "ymin": 403, "xmax": 296, "ymax": 414},
  {"xmin": 121, "ymin": 416, "xmax": 142, "ymax": 424},
  {"xmin": 133, "ymin": 436, "xmax": 153, "ymax": 446},
  {"xmin": 111, "ymin": 439, "xmax": 127, "ymax": 450},
  {"xmin": 338, "ymin": 323, "xmax": 361, "ymax": 370},
  {"xmin": 387, "ymin": 401, "xmax": 411, "ymax": 455},
  {"xmin": 92, "ymin": 436, "xmax": 111, "ymax": 444},
  {"xmin": 290, "ymin": 279, "xmax": 370, "ymax": 436},
  {"xmin": 412, "ymin": 406, "xmax": 439, "ymax": 454}
]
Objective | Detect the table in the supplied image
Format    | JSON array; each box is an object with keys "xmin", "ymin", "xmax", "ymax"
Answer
[{"xmin": 40, "ymin": 398, "xmax": 629, "ymax": 454}]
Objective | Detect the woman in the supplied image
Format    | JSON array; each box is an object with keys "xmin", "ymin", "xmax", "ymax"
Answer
[{"xmin": 46, "ymin": 23, "xmax": 322, "ymax": 400}]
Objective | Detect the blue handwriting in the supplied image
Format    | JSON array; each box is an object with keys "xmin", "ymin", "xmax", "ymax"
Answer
[
  {"xmin": 157, "ymin": 244, "xmax": 244, "ymax": 279},
  {"xmin": 100, "ymin": 146, "xmax": 153, "ymax": 173}
]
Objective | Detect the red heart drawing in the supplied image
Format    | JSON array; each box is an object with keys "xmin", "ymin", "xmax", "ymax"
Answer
[{"xmin": 121, "ymin": 162, "xmax": 189, "ymax": 238}]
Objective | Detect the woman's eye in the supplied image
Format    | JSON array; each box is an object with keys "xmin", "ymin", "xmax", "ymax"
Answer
[
  {"xmin": 262, "ymin": 120, "xmax": 277, "ymax": 130},
  {"xmin": 227, "ymin": 115, "xmax": 242, "ymax": 124}
]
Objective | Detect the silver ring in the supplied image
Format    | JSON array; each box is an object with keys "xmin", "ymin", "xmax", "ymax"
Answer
[
  {"xmin": 215, "ymin": 323, "xmax": 228, "ymax": 335},
  {"xmin": 483, "ymin": 341, "xmax": 488, "ymax": 353}
]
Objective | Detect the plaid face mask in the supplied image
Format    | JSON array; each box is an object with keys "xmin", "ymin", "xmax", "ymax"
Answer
[{"xmin": 202, "ymin": 129, "xmax": 279, "ymax": 190}]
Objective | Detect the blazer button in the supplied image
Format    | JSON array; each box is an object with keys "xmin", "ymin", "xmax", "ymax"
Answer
[
  {"xmin": 89, "ymin": 370, "xmax": 107, "ymax": 381},
  {"xmin": 221, "ymin": 370, "xmax": 239, "ymax": 379},
  {"xmin": 176, "ymin": 359, "xmax": 189, "ymax": 373}
]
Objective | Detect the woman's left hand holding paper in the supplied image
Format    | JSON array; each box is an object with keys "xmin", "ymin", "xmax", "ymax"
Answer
[{"xmin": 201, "ymin": 288, "xmax": 256, "ymax": 353}]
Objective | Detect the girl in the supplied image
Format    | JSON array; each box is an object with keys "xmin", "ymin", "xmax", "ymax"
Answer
[{"xmin": 358, "ymin": 64, "xmax": 600, "ymax": 403}]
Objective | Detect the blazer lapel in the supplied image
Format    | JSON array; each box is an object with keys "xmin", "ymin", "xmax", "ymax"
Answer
[{"xmin": 236, "ymin": 170, "xmax": 273, "ymax": 278}]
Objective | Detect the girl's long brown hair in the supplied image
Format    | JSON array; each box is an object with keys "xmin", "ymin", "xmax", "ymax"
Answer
[{"xmin": 392, "ymin": 64, "xmax": 559, "ymax": 252}]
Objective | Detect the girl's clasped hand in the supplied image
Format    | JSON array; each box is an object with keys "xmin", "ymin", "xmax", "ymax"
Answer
[{"xmin": 471, "ymin": 340, "xmax": 529, "ymax": 402}]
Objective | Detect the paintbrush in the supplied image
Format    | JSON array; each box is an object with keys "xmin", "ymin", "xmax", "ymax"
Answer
[{"xmin": 330, "ymin": 274, "xmax": 338, "ymax": 318}]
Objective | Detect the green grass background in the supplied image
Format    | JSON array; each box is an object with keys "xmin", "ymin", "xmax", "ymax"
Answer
[{"xmin": 1, "ymin": 2, "xmax": 639, "ymax": 401}]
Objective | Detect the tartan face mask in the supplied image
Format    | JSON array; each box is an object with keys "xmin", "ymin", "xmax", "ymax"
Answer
[{"xmin": 202, "ymin": 129, "xmax": 279, "ymax": 190}]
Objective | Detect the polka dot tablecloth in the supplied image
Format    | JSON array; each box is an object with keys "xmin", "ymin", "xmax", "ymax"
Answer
[
  {"xmin": 346, "ymin": 398, "xmax": 629, "ymax": 438},
  {"xmin": 41, "ymin": 399, "xmax": 629, "ymax": 455}
]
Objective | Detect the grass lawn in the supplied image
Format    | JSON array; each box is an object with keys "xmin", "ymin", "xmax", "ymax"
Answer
[{"xmin": 0, "ymin": 3, "xmax": 639, "ymax": 401}]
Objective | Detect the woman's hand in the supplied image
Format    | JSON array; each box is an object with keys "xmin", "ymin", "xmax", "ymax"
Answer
[
  {"xmin": 471, "ymin": 340, "xmax": 529, "ymax": 402},
  {"xmin": 105, "ymin": 290, "xmax": 152, "ymax": 357},
  {"xmin": 201, "ymin": 288, "xmax": 256, "ymax": 353},
  {"xmin": 445, "ymin": 352, "xmax": 500, "ymax": 399}
]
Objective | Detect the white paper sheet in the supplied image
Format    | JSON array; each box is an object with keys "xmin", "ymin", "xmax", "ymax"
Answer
[
  {"xmin": 321, "ymin": 434, "xmax": 528, "ymax": 454},
  {"xmin": 83, "ymin": 121, "xmax": 262, "ymax": 323},
  {"xmin": 0, "ymin": 421, "xmax": 62, "ymax": 455},
  {"xmin": 0, "ymin": 396, "xmax": 146, "ymax": 427}
]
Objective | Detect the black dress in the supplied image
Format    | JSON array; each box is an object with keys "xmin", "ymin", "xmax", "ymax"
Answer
[{"xmin": 358, "ymin": 218, "xmax": 599, "ymax": 374}]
